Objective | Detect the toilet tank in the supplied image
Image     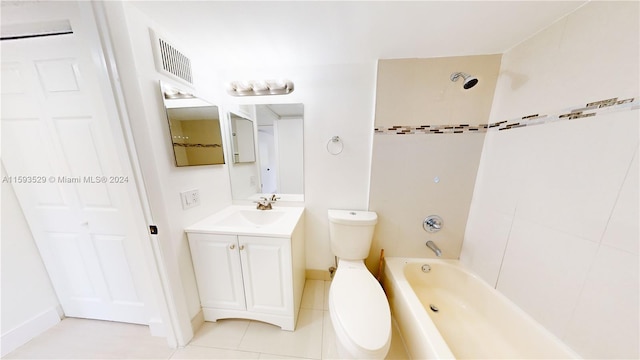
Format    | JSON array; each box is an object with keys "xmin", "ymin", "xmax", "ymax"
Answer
[{"xmin": 328, "ymin": 210, "xmax": 378, "ymax": 260}]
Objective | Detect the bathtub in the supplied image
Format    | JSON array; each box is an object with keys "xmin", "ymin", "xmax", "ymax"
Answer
[{"xmin": 383, "ymin": 257, "xmax": 579, "ymax": 359}]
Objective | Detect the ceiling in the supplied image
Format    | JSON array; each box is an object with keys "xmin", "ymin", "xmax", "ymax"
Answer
[
  {"xmin": 132, "ymin": 1, "xmax": 587, "ymax": 68},
  {"xmin": 265, "ymin": 104, "xmax": 304, "ymax": 118}
]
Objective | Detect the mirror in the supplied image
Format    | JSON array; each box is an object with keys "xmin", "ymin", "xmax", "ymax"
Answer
[
  {"xmin": 230, "ymin": 113, "xmax": 256, "ymax": 163},
  {"xmin": 227, "ymin": 104, "xmax": 304, "ymax": 201},
  {"xmin": 160, "ymin": 81, "xmax": 225, "ymax": 166}
]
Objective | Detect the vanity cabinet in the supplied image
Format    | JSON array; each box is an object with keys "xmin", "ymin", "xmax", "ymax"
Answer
[
  {"xmin": 188, "ymin": 234, "xmax": 293, "ymax": 316},
  {"xmin": 185, "ymin": 206, "xmax": 305, "ymax": 331}
]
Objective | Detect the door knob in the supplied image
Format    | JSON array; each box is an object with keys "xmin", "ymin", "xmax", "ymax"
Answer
[
  {"xmin": 239, "ymin": 245, "xmax": 245, "ymax": 250},
  {"xmin": 229, "ymin": 244, "xmax": 236, "ymax": 250}
]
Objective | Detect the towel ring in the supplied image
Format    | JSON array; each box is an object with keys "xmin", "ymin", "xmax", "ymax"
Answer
[{"xmin": 326, "ymin": 136, "xmax": 343, "ymax": 155}]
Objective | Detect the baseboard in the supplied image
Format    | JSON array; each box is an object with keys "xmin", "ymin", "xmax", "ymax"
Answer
[
  {"xmin": 306, "ymin": 269, "xmax": 332, "ymax": 281},
  {"xmin": 0, "ymin": 306, "xmax": 62, "ymax": 357},
  {"xmin": 190, "ymin": 309, "xmax": 204, "ymax": 334},
  {"xmin": 148, "ymin": 317, "xmax": 166, "ymax": 337}
]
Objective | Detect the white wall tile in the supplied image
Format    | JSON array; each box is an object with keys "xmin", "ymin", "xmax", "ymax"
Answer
[
  {"xmin": 496, "ymin": 217, "xmax": 598, "ymax": 337},
  {"xmin": 556, "ymin": 1, "xmax": 640, "ymax": 102},
  {"xmin": 489, "ymin": 16, "xmax": 567, "ymax": 122},
  {"xmin": 563, "ymin": 245, "xmax": 639, "ymax": 359},
  {"xmin": 460, "ymin": 205, "xmax": 513, "ymax": 287},
  {"xmin": 368, "ymin": 133, "xmax": 485, "ymax": 273},
  {"xmin": 463, "ymin": 2, "xmax": 640, "ymax": 358},
  {"xmin": 470, "ymin": 128, "xmax": 536, "ymax": 216},
  {"xmin": 490, "ymin": 2, "xmax": 639, "ymax": 122},
  {"xmin": 516, "ymin": 112, "xmax": 638, "ymax": 243},
  {"xmin": 601, "ymin": 147, "xmax": 639, "ymax": 255}
]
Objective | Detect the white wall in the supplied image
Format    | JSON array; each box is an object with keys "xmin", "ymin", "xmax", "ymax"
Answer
[
  {"xmin": 209, "ymin": 63, "xmax": 378, "ymax": 271},
  {"xmin": 102, "ymin": 3, "xmax": 378, "ymax": 346},
  {"xmin": 102, "ymin": 1, "xmax": 234, "ymax": 343},
  {"xmin": 1, "ymin": 166, "xmax": 61, "ymax": 356},
  {"xmin": 462, "ymin": 2, "xmax": 639, "ymax": 358}
]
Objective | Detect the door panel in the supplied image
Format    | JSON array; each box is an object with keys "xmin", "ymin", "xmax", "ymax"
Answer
[
  {"xmin": 46, "ymin": 232, "xmax": 98, "ymax": 299},
  {"xmin": 239, "ymin": 236, "xmax": 292, "ymax": 315},
  {"xmin": 54, "ymin": 117, "xmax": 113, "ymax": 207},
  {"xmin": 92, "ymin": 235, "xmax": 139, "ymax": 303},
  {"xmin": 188, "ymin": 233, "xmax": 246, "ymax": 310}
]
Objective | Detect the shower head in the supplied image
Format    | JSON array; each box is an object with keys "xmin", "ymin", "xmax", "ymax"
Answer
[{"xmin": 450, "ymin": 72, "xmax": 478, "ymax": 89}]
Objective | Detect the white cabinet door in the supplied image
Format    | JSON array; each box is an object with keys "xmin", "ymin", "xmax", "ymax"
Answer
[
  {"xmin": 188, "ymin": 233, "xmax": 245, "ymax": 310},
  {"xmin": 239, "ymin": 236, "xmax": 293, "ymax": 316}
]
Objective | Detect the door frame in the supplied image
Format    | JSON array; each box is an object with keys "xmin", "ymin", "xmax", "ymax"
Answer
[
  {"xmin": 1, "ymin": 0, "xmax": 187, "ymax": 348},
  {"xmin": 78, "ymin": 2, "xmax": 182, "ymax": 347}
]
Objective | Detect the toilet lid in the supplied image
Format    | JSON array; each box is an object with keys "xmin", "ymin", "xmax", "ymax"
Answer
[{"xmin": 330, "ymin": 267, "xmax": 391, "ymax": 351}]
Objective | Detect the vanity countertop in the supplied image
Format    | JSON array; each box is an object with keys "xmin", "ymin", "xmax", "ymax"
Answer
[{"xmin": 185, "ymin": 205, "xmax": 304, "ymax": 238}]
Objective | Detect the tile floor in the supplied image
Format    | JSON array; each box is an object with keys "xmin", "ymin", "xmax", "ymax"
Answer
[{"xmin": 4, "ymin": 280, "xmax": 409, "ymax": 359}]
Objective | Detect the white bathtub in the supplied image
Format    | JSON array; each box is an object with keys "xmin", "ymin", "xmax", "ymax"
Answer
[{"xmin": 383, "ymin": 257, "xmax": 579, "ymax": 359}]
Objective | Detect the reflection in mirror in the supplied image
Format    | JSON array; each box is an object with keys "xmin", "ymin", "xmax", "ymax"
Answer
[
  {"xmin": 160, "ymin": 81, "xmax": 225, "ymax": 166},
  {"xmin": 256, "ymin": 104, "xmax": 303, "ymax": 195},
  {"xmin": 227, "ymin": 104, "xmax": 304, "ymax": 201},
  {"xmin": 230, "ymin": 113, "xmax": 256, "ymax": 163}
]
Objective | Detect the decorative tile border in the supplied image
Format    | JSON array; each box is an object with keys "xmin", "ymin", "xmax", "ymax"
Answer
[
  {"xmin": 374, "ymin": 96, "xmax": 638, "ymax": 135},
  {"xmin": 173, "ymin": 143, "xmax": 222, "ymax": 148}
]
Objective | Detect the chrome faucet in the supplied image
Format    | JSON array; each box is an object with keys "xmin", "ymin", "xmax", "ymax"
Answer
[
  {"xmin": 254, "ymin": 194, "xmax": 280, "ymax": 210},
  {"xmin": 423, "ymin": 215, "xmax": 443, "ymax": 232},
  {"xmin": 426, "ymin": 241, "xmax": 442, "ymax": 257},
  {"xmin": 425, "ymin": 218, "xmax": 441, "ymax": 230}
]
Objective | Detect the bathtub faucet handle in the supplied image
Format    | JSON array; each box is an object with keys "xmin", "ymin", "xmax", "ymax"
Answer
[
  {"xmin": 426, "ymin": 219, "xmax": 441, "ymax": 229},
  {"xmin": 423, "ymin": 215, "xmax": 443, "ymax": 233}
]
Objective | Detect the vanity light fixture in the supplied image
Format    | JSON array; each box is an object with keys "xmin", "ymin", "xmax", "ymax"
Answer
[
  {"xmin": 226, "ymin": 79, "xmax": 294, "ymax": 96},
  {"xmin": 163, "ymin": 84, "xmax": 195, "ymax": 99}
]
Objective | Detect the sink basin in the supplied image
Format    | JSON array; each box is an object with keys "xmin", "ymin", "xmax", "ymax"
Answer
[
  {"xmin": 185, "ymin": 205, "xmax": 304, "ymax": 237},
  {"xmin": 216, "ymin": 210, "xmax": 286, "ymax": 227}
]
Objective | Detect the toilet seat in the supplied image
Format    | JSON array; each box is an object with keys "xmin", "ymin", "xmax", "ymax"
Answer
[{"xmin": 329, "ymin": 260, "xmax": 391, "ymax": 357}]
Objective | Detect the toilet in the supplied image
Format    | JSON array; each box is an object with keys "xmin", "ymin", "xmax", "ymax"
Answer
[{"xmin": 327, "ymin": 209, "xmax": 391, "ymax": 359}]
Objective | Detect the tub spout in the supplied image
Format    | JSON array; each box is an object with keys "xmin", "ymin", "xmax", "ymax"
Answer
[{"xmin": 426, "ymin": 241, "xmax": 442, "ymax": 257}]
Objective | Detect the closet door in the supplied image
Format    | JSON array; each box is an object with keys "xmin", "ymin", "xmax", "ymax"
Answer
[{"xmin": 1, "ymin": 3, "xmax": 151, "ymax": 324}]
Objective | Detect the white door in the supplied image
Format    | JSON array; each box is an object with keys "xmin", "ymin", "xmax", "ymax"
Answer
[
  {"xmin": 1, "ymin": 18, "xmax": 152, "ymax": 323},
  {"xmin": 239, "ymin": 236, "xmax": 292, "ymax": 315},
  {"xmin": 187, "ymin": 233, "xmax": 245, "ymax": 310},
  {"xmin": 258, "ymin": 126, "xmax": 277, "ymax": 193}
]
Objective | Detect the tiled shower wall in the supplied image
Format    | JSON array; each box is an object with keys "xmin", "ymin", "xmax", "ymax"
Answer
[
  {"xmin": 367, "ymin": 55, "xmax": 501, "ymax": 274},
  {"xmin": 462, "ymin": 2, "xmax": 639, "ymax": 358},
  {"xmin": 463, "ymin": 106, "xmax": 638, "ymax": 358}
]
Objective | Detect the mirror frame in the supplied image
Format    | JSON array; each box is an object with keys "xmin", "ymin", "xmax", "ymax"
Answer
[
  {"xmin": 229, "ymin": 112, "xmax": 257, "ymax": 163},
  {"xmin": 160, "ymin": 81, "xmax": 225, "ymax": 167}
]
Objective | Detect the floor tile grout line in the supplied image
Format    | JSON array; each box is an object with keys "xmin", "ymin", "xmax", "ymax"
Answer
[
  {"xmin": 175, "ymin": 343, "xmax": 261, "ymax": 358},
  {"xmin": 236, "ymin": 319, "xmax": 252, "ymax": 350}
]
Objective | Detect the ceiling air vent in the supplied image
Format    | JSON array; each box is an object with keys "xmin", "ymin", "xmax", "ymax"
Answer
[{"xmin": 150, "ymin": 29, "xmax": 193, "ymax": 86}]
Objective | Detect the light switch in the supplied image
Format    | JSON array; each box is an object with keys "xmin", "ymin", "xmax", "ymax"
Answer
[{"xmin": 181, "ymin": 189, "xmax": 200, "ymax": 209}]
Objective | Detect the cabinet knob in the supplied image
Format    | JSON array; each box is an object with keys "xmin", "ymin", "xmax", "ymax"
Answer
[
  {"xmin": 229, "ymin": 244, "xmax": 235, "ymax": 250},
  {"xmin": 239, "ymin": 245, "xmax": 245, "ymax": 250}
]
